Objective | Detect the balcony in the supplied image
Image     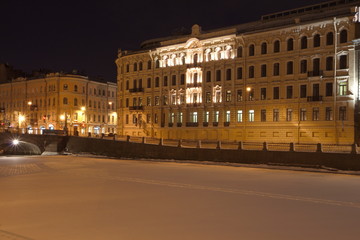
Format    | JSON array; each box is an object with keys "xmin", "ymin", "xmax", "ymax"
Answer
[
  {"xmin": 307, "ymin": 96, "xmax": 323, "ymax": 102},
  {"xmin": 186, "ymin": 82, "xmax": 201, "ymax": 88},
  {"xmin": 213, "ymin": 122, "xmax": 219, "ymax": 127},
  {"xmin": 129, "ymin": 88, "xmax": 144, "ymax": 93},
  {"xmin": 307, "ymin": 70, "xmax": 323, "ymax": 77},
  {"xmin": 129, "ymin": 106, "xmax": 144, "ymax": 111},
  {"xmin": 186, "ymin": 122, "xmax": 199, "ymax": 127},
  {"xmin": 177, "ymin": 123, "xmax": 182, "ymax": 127},
  {"xmin": 224, "ymin": 122, "xmax": 230, "ymax": 127},
  {"xmin": 203, "ymin": 122, "xmax": 209, "ymax": 127},
  {"xmin": 168, "ymin": 123, "xmax": 174, "ymax": 127},
  {"xmin": 186, "ymin": 62, "xmax": 202, "ymax": 68}
]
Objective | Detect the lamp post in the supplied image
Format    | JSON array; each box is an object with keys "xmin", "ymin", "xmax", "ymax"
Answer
[{"xmin": 81, "ymin": 106, "xmax": 86, "ymax": 136}]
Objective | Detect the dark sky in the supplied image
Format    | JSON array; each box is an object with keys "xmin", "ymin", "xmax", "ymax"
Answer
[{"xmin": 1, "ymin": 0, "xmax": 329, "ymax": 82}]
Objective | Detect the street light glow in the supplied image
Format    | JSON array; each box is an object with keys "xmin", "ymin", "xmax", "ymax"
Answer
[
  {"xmin": 27, "ymin": 101, "xmax": 32, "ymax": 106},
  {"xmin": 19, "ymin": 115, "xmax": 25, "ymax": 123},
  {"xmin": 81, "ymin": 106, "xmax": 86, "ymax": 111},
  {"xmin": 60, "ymin": 115, "xmax": 65, "ymax": 121},
  {"xmin": 12, "ymin": 139, "xmax": 19, "ymax": 145},
  {"xmin": 246, "ymin": 87, "xmax": 251, "ymax": 92}
]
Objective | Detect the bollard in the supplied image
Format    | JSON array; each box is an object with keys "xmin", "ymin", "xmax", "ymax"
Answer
[
  {"xmin": 126, "ymin": 135, "xmax": 130, "ymax": 142},
  {"xmin": 178, "ymin": 139, "xmax": 182, "ymax": 148},
  {"xmin": 316, "ymin": 143, "xmax": 322, "ymax": 153},
  {"xmin": 142, "ymin": 137, "xmax": 146, "ymax": 144},
  {"xmin": 159, "ymin": 138, "xmax": 163, "ymax": 146},
  {"xmin": 351, "ymin": 143, "xmax": 358, "ymax": 154},
  {"xmin": 238, "ymin": 141, "xmax": 243, "ymax": 150},
  {"xmin": 216, "ymin": 141, "xmax": 221, "ymax": 150},
  {"xmin": 263, "ymin": 142, "xmax": 268, "ymax": 151},
  {"xmin": 197, "ymin": 140, "xmax": 201, "ymax": 148},
  {"xmin": 289, "ymin": 142, "xmax": 295, "ymax": 152}
]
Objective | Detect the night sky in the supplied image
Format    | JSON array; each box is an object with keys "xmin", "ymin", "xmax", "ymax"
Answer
[{"xmin": 1, "ymin": 0, "xmax": 330, "ymax": 82}]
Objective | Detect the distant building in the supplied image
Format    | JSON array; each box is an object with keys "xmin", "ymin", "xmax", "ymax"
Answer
[
  {"xmin": 0, "ymin": 73, "xmax": 117, "ymax": 135},
  {"xmin": 116, "ymin": 0, "xmax": 360, "ymax": 144},
  {"xmin": 0, "ymin": 63, "xmax": 25, "ymax": 83}
]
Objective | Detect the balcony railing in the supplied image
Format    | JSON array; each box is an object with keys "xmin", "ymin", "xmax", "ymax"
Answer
[
  {"xmin": 186, "ymin": 122, "xmax": 199, "ymax": 127},
  {"xmin": 186, "ymin": 82, "xmax": 201, "ymax": 88},
  {"xmin": 307, "ymin": 96, "xmax": 323, "ymax": 102},
  {"xmin": 307, "ymin": 70, "xmax": 323, "ymax": 77},
  {"xmin": 203, "ymin": 122, "xmax": 209, "ymax": 127},
  {"xmin": 129, "ymin": 106, "xmax": 144, "ymax": 111},
  {"xmin": 177, "ymin": 123, "xmax": 182, "ymax": 127},
  {"xmin": 224, "ymin": 122, "xmax": 230, "ymax": 127},
  {"xmin": 213, "ymin": 122, "xmax": 219, "ymax": 127},
  {"xmin": 168, "ymin": 123, "xmax": 174, "ymax": 127},
  {"xmin": 129, "ymin": 88, "xmax": 144, "ymax": 93}
]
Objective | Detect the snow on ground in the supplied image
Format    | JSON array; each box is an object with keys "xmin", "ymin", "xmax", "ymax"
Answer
[{"xmin": 0, "ymin": 155, "xmax": 360, "ymax": 240}]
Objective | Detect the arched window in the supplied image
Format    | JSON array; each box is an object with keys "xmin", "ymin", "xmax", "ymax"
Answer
[
  {"xmin": 261, "ymin": 42, "xmax": 267, "ymax": 54},
  {"xmin": 274, "ymin": 40, "xmax": 280, "ymax": 53},
  {"xmin": 340, "ymin": 29, "xmax": 348, "ymax": 43},
  {"xmin": 126, "ymin": 64, "xmax": 130, "ymax": 72},
  {"xmin": 237, "ymin": 46, "xmax": 243, "ymax": 57},
  {"xmin": 326, "ymin": 32, "xmax": 334, "ymax": 45},
  {"xmin": 287, "ymin": 61, "xmax": 293, "ymax": 74},
  {"xmin": 147, "ymin": 60, "xmax": 152, "ymax": 69},
  {"xmin": 63, "ymin": 84, "xmax": 68, "ymax": 90},
  {"xmin": 313, "ymin": 34, "xmax": 321, "ymax": 47},
  {"xmin": 301, "ymin": 36, "xmax": 307, "ymax": 49},
  {"xmin": 74, "ymin": 85, "xmax": 78, "ymax": 92},
  {"xmin": 155, "ymin": 59, "xmax": 160, "ymax": 68},
  {"xmin": 249, "ymin": 44, "xmax": 255, "ymax": 56},
  {"xmin": 139, "ymin": 62, "xmax": 143, "ymax": 71},
  {"xmin": 287, "ymin": 38, "xmax": 294, "ymax": 51},
  {"xmin": 133, "ymin": 62, "xmax": 138, "ymax": 71},
  {"xmin": 63, "ymin": 97, "xmax": 68, "ymax": 105}
]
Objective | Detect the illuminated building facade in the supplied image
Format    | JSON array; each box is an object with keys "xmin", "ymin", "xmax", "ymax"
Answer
[
  {"xmin": 116, "ymin": 0, "xmax": 360, "ymax": 144},
  {"xmin": 0, "ymin": 73, "xmax": 117, "ymax": 135}
]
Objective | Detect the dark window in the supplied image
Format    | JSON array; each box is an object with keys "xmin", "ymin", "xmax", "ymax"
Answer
[
  {"xmin": 249, "ymin": 66, "xmax": 254, "ymax": 78},
  {"xmin": 237, "ymin": 67, "xmax": 243, "ymax": 79},
  {"xmin": 226, "ymin": 69, "xmax": 232, "ymax": 80},
  {"xmin": 287, "ymin": 38, "xmax": 294, "ymax": 51},
  {"xmin": 237, "ymin": 90, "xmax": 243, "ymax": 101},
  {"xmin": 155, "ymin": 77, "xmax": 159, "ymax": 87},
  {"xmin": 313, "ymin": 83, "xmax": 320, "ymax": 97},
  {"xmin": 261, "ymin": 88, "xmax": 266, "ymax": 100},
  {"xmin": 261, "ymin": 109, "xmax": 266, "ymax": 122},
  {"xmin": 133, "ymin": 79, "xmax": 137, "ymax": 89},
  {"xmin": 300, "ymin": 85, "xmax": 307, "ymax": 98},
  {"xmin": 194, "ymin": 73, "xmax": 198, "ymax": 84},
  {"xmin": 301, "ymin": 36, "xmax": 307, "ymax": 49},
  {"xmin": 274, "ymin": 40, "xmax": 280, "ymax": 53},
  {"xmin": 313, "ymin": 58, "xmax": 320, "ymax": 76},
  {"xmin": 339, "ymin": 106, "xmax": 346, "ymax": 120},
  {"xmin": 261, "ymin": 64, "xmax": 267, "ymax": 77},
  {"xmin": 206, "ymin": 71, "xmax": 211, "ymax": 82},
  {"xmin": 180, "ymin": 74, "xmax": 185, "ymax": 85},
  {"xmin": 147, "ymin": 78, "xmax": 151, "ymax": 88},
  {"xmin": 300, "ymin": 60, "xmax": 307, "ymax": 73},
  {"xmin": 273, "ymin": 63, "xmax": 280, "ymax": 76},
  {"xmin": 273, "ymin": 87, "xmax": 279, "ymax": 99},
  {"xmin": 133, "ymin": 63, "xmax": 138, "ymax": 71},
  {"xmin": 147, "ymin": 60, "xmax": 152, "ymax": 69},
  {"xmin": 163, "ymin": 76, "xmax": 168, "ymax": 86},
  {"xmin": 326, "ymin": 57, "xmax": 334, "ymax": 71},
  {"xmin": 326, "ymin": 82, "xmax": 333, "ymax": 96},
  {"xmin": 172, "ymin": 75, "xmax": 176, "ymax": 85},
  {"xmin": 126, "ymin": 64, "xmax": 129, "ymax": 72},
  {"xmin": 139, "ymin": 62, "xmax": 143, "ymax": 71},
  {"xmin": 138, "ymin": 79, "xmax": 143, "ymax": 89},
  {"xmin": 287, "ymin": 61, "xmax": 293, "ymax": 74},
  {"xmin": 261, "ymin": 42, "xmax": 267, "ymax": 54},
  {"xmin": 339, "ymin": 55, "xmax": 347, "ymax": 69},
  {"xmin": 286, "ymin": 86, "xmax": 293, "ymax": 99},
  {"xmin": 193, "ymin": 54, "xmax": 198, "ymax": 64},
  {"xmin": 126, "ymin": 81, "xmax": 129, "ymax": 90},
  {"xmin": 155, "ymin": 60, "xmax": 160, "ymax": 68},
  {"xmin": 340, "ymin": 29, "xmax": 347, "ymax": 43},
  {"xmin": 216, "ymin": 70, "xmax": 221, "ymax": 81},
  {"xmin": 249, "ymin": 44, "xmax": 255, "ymax": 56},
  {"xmin": 237, "ymin": 46, "xmax": 243, "ymax": 57},
  {"xmin": 313, "ymin": 34, "xmax": 321, "ymax": 47},
  {"xmin": 326, "ymin": 32, "xmax": 334, "ymax": 45}
]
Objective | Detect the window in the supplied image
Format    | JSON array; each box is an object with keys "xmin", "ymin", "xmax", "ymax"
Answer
[
  {"xmin": 63, "ymin": 97, "xmax": 68, "ymax": 105},
  {"xmin": 300, "ymin": 109, "xmax": 307, "ymax": 121},
  {"xmin": 125, "ymin": 98, "xmax": 129, "ymax": 107},
  {"xmin": 273, "ymin": 109, "xmax": 279, "ymax": 122},
  {"xmin": 313, "ymin": 107, "xmax": 319, "ymax": 121},
  {"xmin": 74, "ymin": 98, "xmax": 78, "ymax": 106},
  {"xmin": 155, "ymin": 96, "xmax": 160, "ymax": 105},
  {"xmin": 286, "ymin": 86, "xmax": 293, "ymax": 99},
  {"xmin": 126, "ymin": 64, "xmax": 130, "ymax": 72},
  {"xmin": 155, "ymin": 60, "xmax": 160, "ymax": 68},
  {"xmin": 163, "ymin": 95, "xmax": 168, "ymax": 105},
  {"xmin": 339, "ymin": 82, "xmax": 347, "ymax": 96},
  {"xmin": 204, "ymin": 111, "xmax": 209, "ymax": 123},
  {"xmin": 261, "ymin": 88, "xmax": 266, "ymax": 100},
  {"xmin": 300, "ymin": 60, "xmax": 307, "ymax": 73},
  {"xmin": 261, "ymin": 64, "xmax": 267, "ymax": 77},
  {"xmin": 133, "ymin": 63, "xmax": 137, "ymax": 71},
  {"xmin": 340, "ymin": 29, "xmax": 347, "ymax": 43},
  {"xmin": 237, "ymin": 110, "xmax": 243, "ymax": 122},
  {"xmin": 63, "ymin": 84, "xmax": 68, "ymax": 90},
  {"xmin": 326, "ymin": 32, "xmax": 334, "ymax": 45},
  {"xmin": 155, "ymin": 77, "xmax": 159, "ymax": 87},
  {"xmin": 339, "ymin": 55, "xmax": 347, "ymax": 69},
  {"xmin": 147, "ymin": 78, "xmax": 151, "ymax": 88},
  {"xmin": 261, "ymin": 109, "xmax": 266, "ymax": 122},
  {"xmin": 313, "ymin": 83, "xmax": 320, "ymax": 97},
  {"xmin": 214, "ymin": 111, "xmax": 219, "ymax": 122},
  {"xmin": 237, "ymin": 90, "xmax": 243, "ymax": 102},
  {"xmin": 339, "ymin": 106, "xmax": 346, "ymax": 120},
  {"xmin": 147, "ymin": 97, "xmax": 151, "ymax": 106},
  {"xmin": 74, "ymin": 85, "xmax": 78, "ymax": 92},
  {"xmin": 139, "ymin": 62, "xmax": 143, "ymax": 71},
  {"xmin": 147, "ymin": 60, "xmax": 152, "ymax": 70},
  {"xmin": 193, "ymin": 54, "xmax": 198, "ymax": 64},
  {"xmin": 248, "ymin": 88, "xmax": 254, "ymax": 101},
  {"xmin": 180, "ymin": 74, "xmax": 185, "ymax": 85},
  {"xmin": 226, "ymin": 69, "xmax": 232, "ymax": 80},
  {"xmin": 237, "ymin": 46, "xmax": 243, "ymax": 57},
  {"xmin": 163, "ymin": 76, "xmax": 168, "ymax": 86},
  {"xmin": 287, "ymin": 61, "xmax": 293, "ymax": 74},
  {"xmin": 133, "ymin": 98, "xmax": 137, "ymax": 107},
  {"xmin": 225, "ymin": 90, "xmax": 231, "ymax": 102},
  {"xmin": 313, "ymin": 58, "xmax": 320, "ymax": 76},
  {"xmin": 273, "ymin": 87, "xmax": 279, "ymax": 99},
  {"xmin": 273, "ymin": 63, "xmax": 280, "ymax": 76},
  {"xmin": 313, "ymin": 34, "xmax": 321, "ymax": 47},
  {"xmin": 249, "ymin": 44, "xmax": 255, "ymax": 56},
  {"xmin": 237, "ymin": 67, "xmax": 243, "ymax": 79},
  {"xmin": 172, "ymin": 75, "xmax": 176, "ymax": 86},
  {"xmin": 126, "ymin": 81, "xmax": 129, "ymax": 90},
  {"xmin": 249, "ymin": 66, "xmax": 255, "ymax": 78},
  {"xmin": 261, "ymin": 42, "xmax": 267, "ymax": 54},
  {"xmin": 326, "ymin": 83, "xmax": 333, "ymax": 97},
  {"xmin": 248, "ymin": 110, "xmax": 254, "ymax": 122},
  {"xmin": 301, "ymin": 36, "xmax": 307, "ymax": 49},
  {"xmin": 206, "ymin": 92, "xmax": 211, "ymax": 103},
  {"xmin": 326, "ymin": 107, "xmax": 333, "ymax": 121},
  {"xmin": 206, "ymin": 71, "xmax": 211, "ymax": 82},
  {"xmin": 326, "ymin": 57, "xmax": 333, "ymax": 71},
  {"xmin": 225, "ymin": 111, "xmax": 231, "ymax": 122},
  {"xmin": 178, "ymin": 112, "xmax": 183, "ymax": 123},
  {"xmin": 216, "ymin": 70, "xmax": 221, "ymax": 81},
  {"xmin": 286, "ymin": 109, "xmax": 293, "ymax": 121},
  {"xmin": 300, "ymin": 85, "xmax": 307, "ymax": 98},
  {"xmin": 146, "ymin": 114, "xmax": 151, "ymax": 123},
  {"xmin": 287, "ymin": 38, "xmax": 294, "ymax": 51},
  {"xmin": 274, "ymin": 40, "xmax": 280, "ymax": 53}
]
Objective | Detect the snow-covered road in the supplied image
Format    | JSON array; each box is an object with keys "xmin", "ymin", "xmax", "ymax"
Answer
[{"xmin": 1, "ymin": 155, "xmax": 360, "ymax": 240}]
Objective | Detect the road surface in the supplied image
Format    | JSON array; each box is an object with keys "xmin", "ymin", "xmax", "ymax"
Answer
[{"xmin": 0, "ymin": 155, "xmax": 360, "ymax": 240}]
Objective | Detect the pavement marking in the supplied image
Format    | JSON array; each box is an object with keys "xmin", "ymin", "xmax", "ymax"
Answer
[{"xmin": 0, "ymin": 229, "xmax": 35, "ymax": 240}]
